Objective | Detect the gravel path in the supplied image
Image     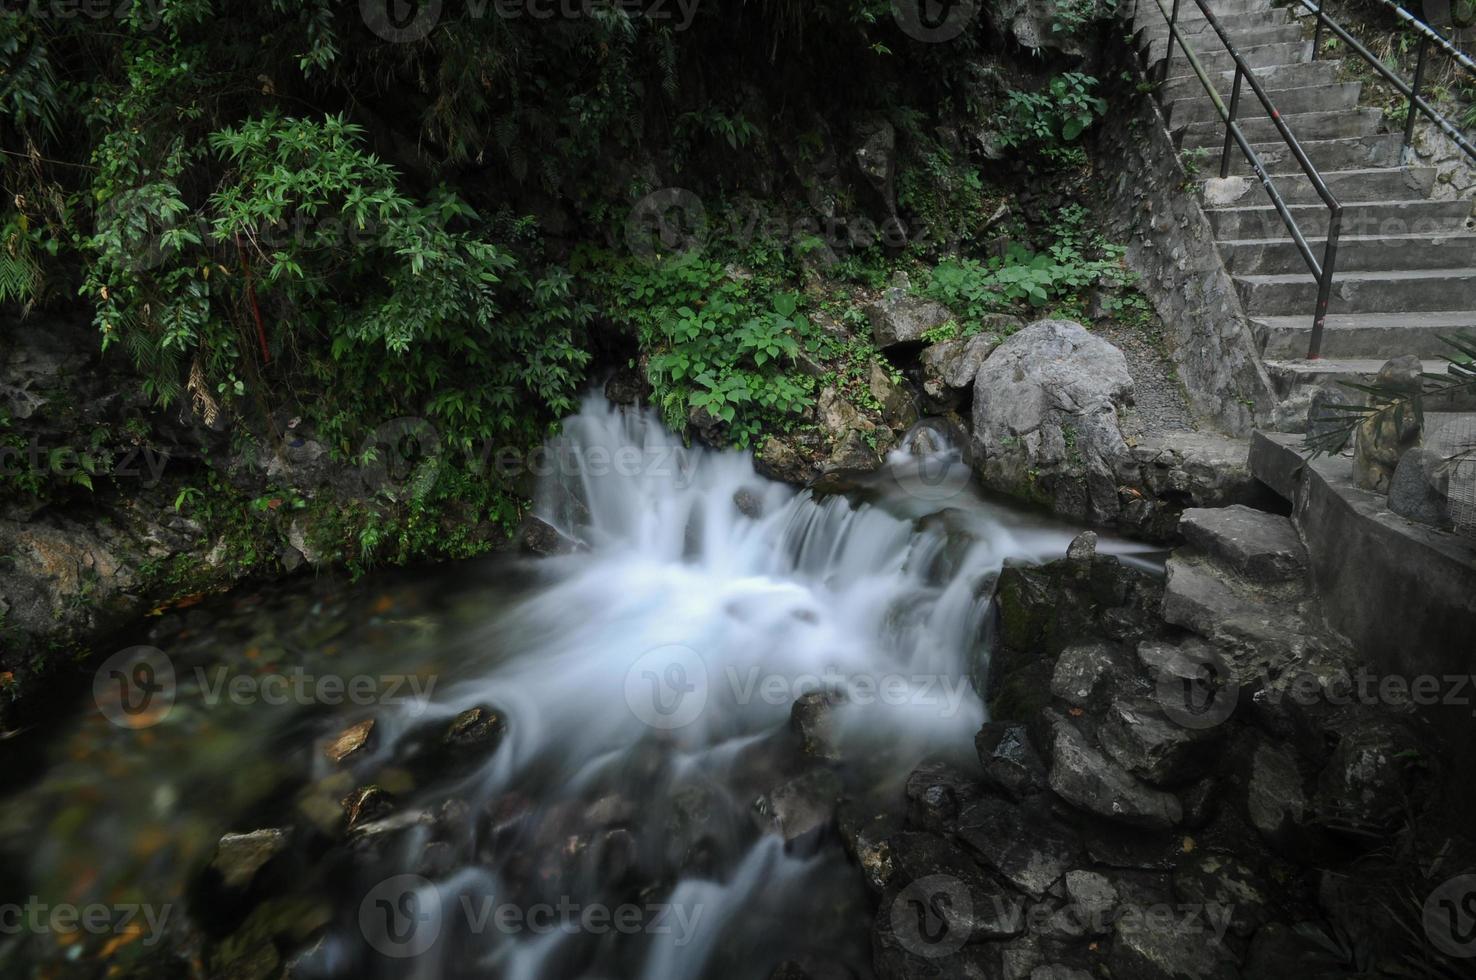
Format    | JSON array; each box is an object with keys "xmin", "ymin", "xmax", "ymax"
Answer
[{"xmin": 1095, "ymin": 321, "xmax": 1197, "ymax": 439}]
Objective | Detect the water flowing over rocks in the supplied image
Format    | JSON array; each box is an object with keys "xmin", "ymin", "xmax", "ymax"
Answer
[{"xmin": 866, "ymin": 520, "xmax": 1464, "ymax": 977}]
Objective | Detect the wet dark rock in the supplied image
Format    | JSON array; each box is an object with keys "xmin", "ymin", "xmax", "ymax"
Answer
[
  {"xmin": 604, "ymin": 368, "xmax": 650, "ymax": 406},
  {"xmin": 1063, "ymin": 869, "xmax": 1118, "ymax": 928},
  {"xmin": 733, "ymin": 487, "xmax": 764, "ymax": 519},
  {"xmin": 756, "ymin": 433, "xmax": 819, "ymax": 485},
  {"xmin": 791, "ymin": 691, "xmax": 843, "ymax": 761},
  {"xmin": 1028, "ymin": 967, "xmax": 1094, "ymax": 980},
  {"xmin": 974, "ymin": 722, "xmax": 1048, "ymax": 800},
  {"xmin": 838, "ymin": 803, "xmax": 900, "ymax": 893},
  {"xmin": 955, "ymin": 796, "xmax": 1079, "ymax": 898},
  {"xmin": 905, "ymin": 761, "xmax": 984, "ymax": 834},
  {"xmin": 442, "ymin": 705, "xmax": 506, "ymax": 759},
  {"xmin": 519, "ymin": 514, "xmax": 578, "ymax": 556},
  {"xmin": 888, "ymin": 831, "xmax": 1028, "ymax": 940},
  {"xmin": 1096, "ymin": 696, "xmax": 1222, "ymax": 787},
  {"xmin": 1048, "ymin": 641, "xmax": 1135, "ymax": 708},
  {"xmin": 1312, "ymin": 721, "xmax": 1422, "ymax": 837},
  {"xmin": 211, "ymin": 898, "xmax": 333, "ymax": 980},
  {"xmin": 1065, "ymin": 530, "xmax": 1097, "ymax": 562},
  {"xmin": 1108, "ymin": 916, "xmax": 1239, "ymax": 980},
  {"xmin": 416, "ymin": 840, "xmax": 457, "ymax": 878},
  {"xmin": 339, "ymin": 785, "xmax": 395, "ymax": 830},
  {"xmin": 1180, "ymin": 778, "xmax": 1220, "ymax": 829},
  {"xmin": 1245, "ymin": 740, "xmax": 1310, "ymax": 856},
  {"xmin": 1080, "ymin": 826, "xmax": 1181, "ymax": 872},
  {"xmin": 322, "ymin": 718, "xmax": 376, "ymax": 765},
  {"xmin": 210, "ymin": 828, "xmax": 291, "ymax": 891},
  {"xmin": 1173, "ymin": 853, "xmax": 1272, "ymax": 939},
  {"xmin": 1045, "ymin": 711, "xmax": 1182, "ymax": 829},
  {"xmin": 753, "ymin": 768, "xmax": 843, "ymax": 847}
]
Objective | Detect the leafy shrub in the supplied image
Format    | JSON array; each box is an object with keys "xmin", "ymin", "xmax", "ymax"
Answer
[
  {"xmin": 921, "ymin": 235, "xmax": 1132, "ymax": 324},
  {"xmin": 588, "ymin": 250, "xmax": 815, "ymax": 446},
  {"xmin": 993, "ymin": 73, "xmax": 1108, "ymax": 163},
  {"xmin": 85, "ymin": 112, "xmax": 590, "ymax": 455}
]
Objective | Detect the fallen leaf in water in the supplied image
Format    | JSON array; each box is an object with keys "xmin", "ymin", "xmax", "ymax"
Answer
[
  {"xmin": 1068, "ymin": 707, "xmax": 1085, "ymax": 717},
  {"xmin": 372, "ymin": 594, "xmax": 396, "ymax": 614},
  {"xmin": 1182, "ymin": 836, "xmax": 1196, "ymax": 853}
]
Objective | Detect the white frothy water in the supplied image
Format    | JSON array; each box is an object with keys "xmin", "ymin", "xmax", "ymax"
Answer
[{"xmin": 352, "ymin": 395, "xmax": 1156, "ymax": 979}]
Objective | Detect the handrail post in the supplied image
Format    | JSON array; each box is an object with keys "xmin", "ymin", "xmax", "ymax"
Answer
[
  {"xmin": 1403, "ymin": 34, "xmax": 1430, "ymax": 157},
  {"xmin": 1161, "ymin": 0, "xmax": 1183, "ymax": 84},
  {"xmin": 1220, "ymin": 67, "xmax": 1244, "ymax": 178},
  {"xmin": 1312, "ymin": 1, "xmax": 1325, "ymax": 59},
  {"xmin": 1308, "ymin": 205, "xmax": 1343, "ymax": 360}
]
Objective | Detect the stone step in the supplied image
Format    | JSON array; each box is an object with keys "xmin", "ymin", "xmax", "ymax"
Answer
[
  {"xmin": 1178, "ymin": 505, "xmax": 1308, "ymax": 583},
  {"xmin": 1142, "ymin": 22, "xmax": 1306, "ymax": 60},
  {"xmin": 1200, "ymin": 167, "xmax": 1437, "ymax": 208},
  {"xmin": 1212, "ymin": 134, "xmax": 1405, "ymax": 176},
  {"xmin": 1266, "ymin": 357, "xmax": 1476, "ymax": 409},
  {"xmin": 1135, "ymin": 0, "xmax": 1277, "ymax": 25},
  {"xmin": 1236, "ymin": 268, "xmax": 1476, "ymax": 315},
  {"xmin": 1162, "ymin": 553, "xmax": 1316, "ymax": 663},
  {"xmin": 1159, "ymin": 40, "xmax": 1313, "ymax": 79},
  {"xmin": 1178, "ymin": 107, "xmax": 1382, "ymax": 148},
  {"xmin": 1205, "ymin": 199, "xmax": 1473, "ymax": 238},
  {"xmin": 1221, "ymin": 232, "xmax": 1476, "ymax": 275},
  {"xmin": 1255, "ymin": 310, "xmax": 1476, "ymax": 358},
  {"xmin": 1166, "ymin": 81, "xmax": 1362, "ymax": 128},
  {"xmin": 1161, "ymin": 59, "xmax": 1342, "ymax": 103},
  {"xmin": 1136, "ymin": 7, "xmax": 1292, "ymax": 40}
]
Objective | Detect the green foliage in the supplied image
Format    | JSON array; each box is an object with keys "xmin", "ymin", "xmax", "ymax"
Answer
[
  {"xmin": 86, "ymin": 112, "xmax": 590, "ymax": 456},
  {"xmin": 1051, "ymin": 0, "xmax": 1118, "ymax": 35},
  {"xmin": 993, "ymin": 73, "xmax": 1108, "ymax": 164},
  {"xmin": 0, "ymin": 212, "xmax": 52, "ymax": 306},
  {"xmin": 588, "ymin": 250, "xmax": 816, "ymax": 446},
  {"xmin": 922, "ymin": 242, "xmax": 1130, "ymax": 321}
]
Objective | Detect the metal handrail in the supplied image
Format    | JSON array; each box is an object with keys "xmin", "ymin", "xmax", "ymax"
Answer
[
  {"xmin": 1303, "ymin": 0, "xmax": 1476, "ymax": 164},
  {"xmin": 1150, "ymin": 0, "xmax": 1344, "ymax": 358}
]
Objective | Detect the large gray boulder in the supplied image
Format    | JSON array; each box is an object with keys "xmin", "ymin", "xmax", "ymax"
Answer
[{"xmin": 971, "ymin": 320, "xmax": 1135, "ymax": 524}]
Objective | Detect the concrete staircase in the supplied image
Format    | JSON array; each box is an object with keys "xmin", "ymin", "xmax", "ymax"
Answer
[{"xmin": 1133, "ymin": 0, "xmax": 1476, "ymax": 399}]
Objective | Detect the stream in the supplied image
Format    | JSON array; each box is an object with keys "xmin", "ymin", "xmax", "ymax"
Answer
[{"xmin": 0, "ymin": 395, "xmax": 1161, "ymax": 979}]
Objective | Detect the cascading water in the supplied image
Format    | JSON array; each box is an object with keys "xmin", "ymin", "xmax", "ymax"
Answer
[{"xmin": 0, "ymin": 394, "xmax": 1157, "ymax": 979}]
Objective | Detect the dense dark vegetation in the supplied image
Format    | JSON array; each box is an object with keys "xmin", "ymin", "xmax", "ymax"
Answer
[{"xmin": 0, "ymin": 0, "xmax": 1141, "ymax": 659}]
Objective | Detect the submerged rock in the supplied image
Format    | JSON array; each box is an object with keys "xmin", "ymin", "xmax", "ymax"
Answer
[
  {"xmin": 210, "ymin": 828, "xmax": 291, "ymax": 891},
  {"xmin": 753, "ymin": 768, "xmax": 842, "ymax": 847},
  {"xmin": 323, "ymin": 718, "xmax": 376, "ymax": 765}
]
